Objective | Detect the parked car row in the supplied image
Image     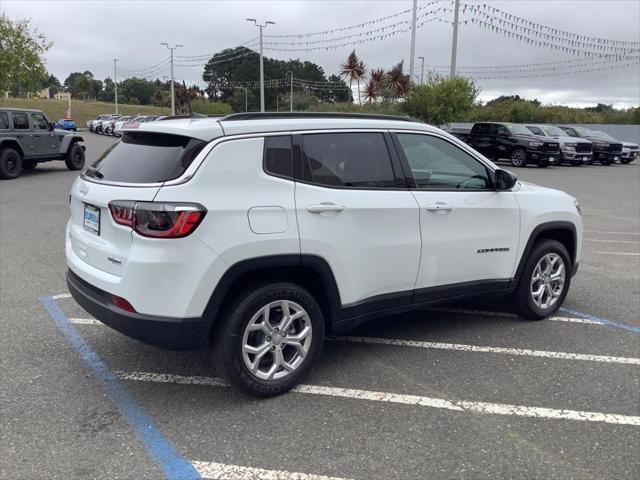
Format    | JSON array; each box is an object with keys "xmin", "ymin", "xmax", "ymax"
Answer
[
  {"xmin": 454, "ymin": 122, "xmax": 638, "ymax": 167},
  {"xmin": 87, "ymin": 114, "xmax": 163, "ymax": 136}
]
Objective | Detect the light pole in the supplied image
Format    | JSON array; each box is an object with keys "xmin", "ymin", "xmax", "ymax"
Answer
[
  {"xmin": 113, "ymin": 59, "xmax": 118, "ymax": 114},
  {"xmin": 161, "ymin": 42, "xmax": 183, "ymax": 115},
  {"xmin": 450, "ymin": 0, "xmax": 460, "ymax": 78},
  {"xmin": 246, "ymin": 18, "xmax": 275, "ymax": 112},
  {"xmin": 417, "ymin": 56, "xmax": 425, "ymax": 84},
  {"xmin": 408, "ymin": 0, "xmax": 417, "ymax": 83},
  {"xmin": 288, "ymin": 71, "xmax": 293, "ymax": 112}
]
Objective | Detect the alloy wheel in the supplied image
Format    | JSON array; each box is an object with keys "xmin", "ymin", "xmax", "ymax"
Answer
[
  {"xmin": 241, "ymin": 300, "xmax": 312, "ymax": 381},
  {"xmin": 530, "ymin": 253, "xmax": 565, "ymax": 309},
  {"xmin": 511, "ymin": 150, "xmax": 526, "ymax": 167}
]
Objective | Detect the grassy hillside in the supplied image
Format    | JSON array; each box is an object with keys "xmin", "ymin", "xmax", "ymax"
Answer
[{"xmin": 1, "ymin": 98, "xmax": 170, "ymax": 127}]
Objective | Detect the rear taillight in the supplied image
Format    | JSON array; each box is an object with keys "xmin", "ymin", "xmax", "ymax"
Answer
[
  {"xmin": 109, "ymin": 201, "xmax": 135, "ymax": 227},
  {"xmin": 108, "ymin": 201, "xmax": 206, "ymax": 238}
]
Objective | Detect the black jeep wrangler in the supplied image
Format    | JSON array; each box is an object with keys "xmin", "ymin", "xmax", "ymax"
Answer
[
  {"xmin": 466, "ymin": 122, "xmax": 560, "ymax": 168},
  {"xmin": 0, "ymin": 108, "xmax": 85, "ymax": 179}
]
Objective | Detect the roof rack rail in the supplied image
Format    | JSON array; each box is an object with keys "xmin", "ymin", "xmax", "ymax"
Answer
[
  {"xmin": 220, "ymin": 112, "xmax": 422, "ymax": 123},
  {"xmin": 158, "ymin": 112, "xmax": 208, "ymax": 121}
]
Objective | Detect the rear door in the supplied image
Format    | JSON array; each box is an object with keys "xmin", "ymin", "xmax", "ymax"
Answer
[
  {"xmin": 468, "ymin": 123, "xmax": 493, "ymax": 157},
  {"xmin": 10, "ymin": 112, "xmax": 36, "ymax": 155},
  {"xmin": 294, "ymin": 131, "xmax": 421, "ymax": 311},
  {"xmin": 69, "ymin": 132, "xmax": 205, "ymax": 276}
]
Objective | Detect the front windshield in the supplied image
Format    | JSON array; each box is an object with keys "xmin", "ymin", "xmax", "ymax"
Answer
[
  {"xmin": 573, "ymin": 126, "xmax": 598, "ymax": 138},
  {"xmin": 541, "ymin": 125, "xmax": 567, "ymax": 137},
  {"xmin": 505, "ymin": 124, "xmax": 533, "ymax": 135},
  {"xmin": 592, "ymin": 131, "xmax": 615, "ymax": 140}
]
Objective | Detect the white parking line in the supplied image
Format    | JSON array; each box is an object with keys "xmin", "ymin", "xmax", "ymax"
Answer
[
  {"xmin": 117, "ymin": 371, "xmax": 640, "ymax": 426},
  {"xmin": 69, "ymin": 318, "xmax": 101, "ymax": 325},
  {"xmin": 585, "ymin": 239, "xmax": 640, "ymax": 244},
  {"xmin": 192, "ymin": 460, "xmax": 350, "ymax": 480},
  {"xmin": 336, "ymin": 336, "xmax": 640, "ymax": 365},
  {"xmin": 426, "ymin": 307, "xmax": 601, "ymax": 324},
  {"xmin": 594, "ymin": 251, "xmax": 640, "ymax": 256},
  {"xmin": 51, "ymin": 293, "xmax": 72, "ymax": 300},
  {"xmin": 585, "ymin": 230, "xmax": 640, "ymax": 236}
]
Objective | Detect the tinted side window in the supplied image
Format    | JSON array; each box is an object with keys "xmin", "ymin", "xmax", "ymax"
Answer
[
  {"xmin": 32, "ymin": 113, "xmax": 49, "ymax": 130},
  {"xmin": 473, "ymin": 124, "xmax": 490, "ymax": 135},
  {"xmin": 562, "ymin": 127, "xmax": 578, "ymax": 137},
  {"xmin": 494, "ymin": 125, "xmax": 509, "ymax": 136},
  {"xmin": 264, "ymin": 135, "xmax": 292, "ymax": 179},
  {"xmin": 0, "ymin": 112, "xmax": 9, "ymax": 129},
  {"xmin": 527, "ymin": 126, "xmax": 543, "ymax": 135},
  {"xmin": 301, "ymin": 132, "xmax": 397, "ymax": 188},
  {"xmin": 12, "ymin": 113, "xmax": 29, "ymax": 130},
  {"xmin": 396, "ymin": 133, "xmax": 491, "ymax": 190}
]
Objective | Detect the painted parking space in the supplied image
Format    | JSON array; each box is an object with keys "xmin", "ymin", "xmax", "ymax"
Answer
[{"xmin": 41, "ymin": 293, "xmax": 640, "ymax": 479}]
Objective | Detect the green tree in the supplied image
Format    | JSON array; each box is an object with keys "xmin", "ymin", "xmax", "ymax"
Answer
[
  {"xmin": 402, "ymin": 75, "xmax": 479, "ymax": 125},
  {"xmin": 118, "ymin": 77, "xmax": 156, "ymax": 105},
  {"xmin": 0, "ymin": 15, "xmax": 52, "ymax": 95}
]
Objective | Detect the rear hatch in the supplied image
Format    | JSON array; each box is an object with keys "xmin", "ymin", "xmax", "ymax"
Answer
[{"xmin": 69, "ymin": 132, "xmax": 206, "ymax": 276}]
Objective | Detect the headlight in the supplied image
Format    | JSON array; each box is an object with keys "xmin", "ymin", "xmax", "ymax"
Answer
[
  {"xmin": 573, "ymin": 200, "xmax": 582, "ymax": 216},
  {"xmin": 529, "ymin": 141, "xmax": 543, "ymax": 147}
]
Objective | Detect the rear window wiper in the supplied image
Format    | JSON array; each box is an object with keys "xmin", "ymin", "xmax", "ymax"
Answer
[{"xmin": 86, "ymin": 166, "xmax": 104, "ymax": 179}]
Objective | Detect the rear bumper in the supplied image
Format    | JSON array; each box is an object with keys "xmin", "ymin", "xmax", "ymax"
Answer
[{"xmin": 67, "ymin": 269, "xmax": 210, "ymax": 350}]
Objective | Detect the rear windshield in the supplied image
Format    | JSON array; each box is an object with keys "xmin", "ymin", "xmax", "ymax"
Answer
[{"xmin": 85, "ymin": 132, "xmax": 206, "ymax": 183}]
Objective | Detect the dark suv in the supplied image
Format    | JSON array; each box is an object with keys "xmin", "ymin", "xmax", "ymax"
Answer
[
  {"xmin": 466, "ymin": 122, "xmax": 560, "ymax": 168},
  {"xmin": 557, "ymin": 126, "xmax": 623, "ymax": 165},
  {"xmin": 0, "ymin": 108, "xmax": 85, "ymax": 179}
]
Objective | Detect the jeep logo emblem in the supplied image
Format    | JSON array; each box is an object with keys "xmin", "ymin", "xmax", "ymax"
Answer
[{"xmin": 79, "ymin": 184, "xmax": 89, "ymax": 196}]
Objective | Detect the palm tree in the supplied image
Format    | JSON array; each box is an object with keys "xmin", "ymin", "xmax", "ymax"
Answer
[
  {"xmin": 370, "ymin": 68, "xmax": 385, "ymax": 87},
  {"xmin": 385, "ymin": 61, "xmax": 410, "ymax": 98},
  {"xmin": 340, "ymin": 50, "xmax": 367, "ymax": 104},
  {"xmin": 362, "ymin": 79, "xmax": 379, "ymax": 104}
]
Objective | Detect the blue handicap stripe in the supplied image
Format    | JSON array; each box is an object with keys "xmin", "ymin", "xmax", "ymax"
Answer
[
  {"xmin": 560, "ymin": 306, "xmax": 640, "ymax": 334},
  {"xmin": 39, "ymin": 296, "xmax": 201, "ymax": 480}
]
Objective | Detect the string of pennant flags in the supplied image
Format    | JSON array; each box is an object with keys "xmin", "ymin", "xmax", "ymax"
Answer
[
  {"xmin": 463, "ymin": 2, "xmax": 639, "ymax": 48},
  {"xmin": 263, "ymin": 1, "xmax": 439, "ymax": 39},
  {"xmin": 114, "ymin": 1, "xmax": 639, "ymax": 85}
]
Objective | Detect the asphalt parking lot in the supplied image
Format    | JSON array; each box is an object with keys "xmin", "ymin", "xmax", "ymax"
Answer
[{"xmin": 1, "ymin": 133, "xmax": 638, "ymax": 480}]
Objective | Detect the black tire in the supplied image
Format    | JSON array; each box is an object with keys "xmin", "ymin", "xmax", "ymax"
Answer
[
  {"xmin": 0, "ymin": 148, "xmax": 22, "ymax": 179},
  {"xmin": 571, "ymin": 161, "xmax": 582, "ymax": 166},
  {"xmin": 22, "ymin": 160, "xmax": 37, "ymax": 170},
  {"xmin": 509, "ymin": 239, "xmax": 572, "ymax": 320},
  {"xmin": 65, "ymin": 143, "xmax": 85, "ymax": 171},
  {"xmin": 620, "ymin": 158, "xmax": 630, "ymax": 164},
  {"xmin": 510, "ymin": 149, "xmax": 527, "ymax": 167},
  {"xmin": 537, "ymin": 163, "xmax": 548, "ymax": 168},
  {"xmin": 213, "ymin": 282, "xmax": 325, "ymax": 397}
]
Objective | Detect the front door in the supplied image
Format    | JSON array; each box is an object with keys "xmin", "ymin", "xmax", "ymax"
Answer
[
  {"xmin": 30, "ymin": 112, "xmax": 58, "ymax": 156},
  {"xmin": 392, "ymin": 132, "xmax": 520, "ymax": 299},
  {"xmin": 294, "ymin": 131, "xmax": 421, "ymax": 313}
]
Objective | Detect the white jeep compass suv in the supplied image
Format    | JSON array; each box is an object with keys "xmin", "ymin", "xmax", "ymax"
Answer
[{"xmin": 66, "ymin": 112, "xmax": 583, "ymax": 396}]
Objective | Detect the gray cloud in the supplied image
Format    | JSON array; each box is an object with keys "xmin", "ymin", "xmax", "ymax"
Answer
[{"xmin": 3, "ymin": 0, "xmax": 639, "ymax": 107}]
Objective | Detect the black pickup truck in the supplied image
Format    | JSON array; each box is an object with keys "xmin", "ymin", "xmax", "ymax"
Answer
[{"xmin": 464, "ymin": 122, "xmax": 560, "ymax": 168}]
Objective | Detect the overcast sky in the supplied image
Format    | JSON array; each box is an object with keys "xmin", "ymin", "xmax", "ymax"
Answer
[{"xmin": 2, "ymin": 0, "xmax": 639, "ymax": 107}]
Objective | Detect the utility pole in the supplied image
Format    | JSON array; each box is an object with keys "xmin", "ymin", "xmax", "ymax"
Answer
[
  {"xmin": 288, "ymin": 71, "xmax": 293, "ymax": 112},
  {"xmin": 409, "ymin": 0, "xmax": 417, "ymax": 83},
  {"xmin": 450, "ymin": 0, "xmax": 460, "ymax": 78},
  {"xmin": 161, "ymin": 42, "xmax": 183, "ymax": 115},
  {"xmin": 247, "ymin": 18, "xmax": 275, "ymax": 112},
  {"xmin": 113, "ymin": 59, "xmax": 118, "ymax": 114},
  {"xmin": 417, "ymin": 56, "xmax": 425, "ymax": 84}
]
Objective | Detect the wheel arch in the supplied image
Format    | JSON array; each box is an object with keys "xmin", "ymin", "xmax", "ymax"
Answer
[
  {"xmin": 203, "ymin": 255, "xmax": 342, "ymax": 339},
  {"xmin": 59, "ymin": 134, "xmax": 85, "ymax": 154},
  {"xmin": 0, "ymin": 139, "xmax": 25, "ymax": 157},
  {"xmin": 514, "ymin": 221, "xmax": 577, "ymax": 284}
]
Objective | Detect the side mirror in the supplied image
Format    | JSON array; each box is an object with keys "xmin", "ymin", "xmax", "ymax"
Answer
[
  {"xmin": 494, "ymin": 169, "xmax": 518, "ymax": 190},
  {"xmin": 49, "ymin": 122, "xmax": 56, "ymax": 131}
]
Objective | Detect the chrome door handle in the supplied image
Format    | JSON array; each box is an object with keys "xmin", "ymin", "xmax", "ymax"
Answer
[
  {"xmin": 307, "ymin": 203, "xmax": 345, "ymax": 213},
  {"xmin": 426, "ymin": 203, "xmax": 454, "ymax": 213}
]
